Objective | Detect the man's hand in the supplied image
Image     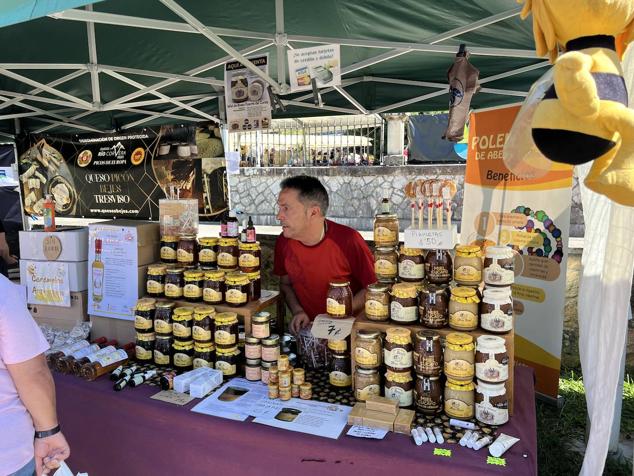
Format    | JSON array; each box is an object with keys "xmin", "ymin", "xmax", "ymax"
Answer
[
  {"xmin": 290, "ymin": 311, "xmax": 311, "ymax": 334},
  {"xmin": 34, "ymin": 432, "xmax": 70, "ymax": 476}
]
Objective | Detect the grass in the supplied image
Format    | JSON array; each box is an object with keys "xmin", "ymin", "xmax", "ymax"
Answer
[{"xmin": 537, "ymin": 369, "xmax": 634, "ymax": 475}]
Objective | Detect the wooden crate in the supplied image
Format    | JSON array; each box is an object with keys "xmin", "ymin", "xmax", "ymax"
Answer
[{"xmin": 351, "ymin": 314, "xmax": 514, "ymax": 415}]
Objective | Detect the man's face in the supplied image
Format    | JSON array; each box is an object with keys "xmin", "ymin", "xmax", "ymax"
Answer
[{"xmin": 276, "ymin": 188, "xmax": 311, "ymax": 240}]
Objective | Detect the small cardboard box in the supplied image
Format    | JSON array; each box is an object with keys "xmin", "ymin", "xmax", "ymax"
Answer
[
  {"xmin": 393, "ymin": 409, "xmax": 416, "ymax": 435},
  {"xmin": 19, "ymin": 227, "xmax": 88, "ymax": 262},
  {"xmin": 89, "ymin": 315, "xmax": 136, "ymax": 344},
  {"xmin": 347, "ymin": 403, "xmax": 366, "ymax": 426},
  {"xmin": 362, "ymin": 410, "xmax": 395, "ymax": 432},
  {"xmin": 365, "ymin": 395, "xmax": 399, "ymax": 415},
  {"xmin": 20, "ymin": 259, "xmax": 88, "ymax": 292},
  {"xmin": 29, "ymin": 291, "xmax": 88, "ymax": 330}
]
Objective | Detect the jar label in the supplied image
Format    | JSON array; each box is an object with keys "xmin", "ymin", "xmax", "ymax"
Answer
[
  {"xmin": 390, "ymin": 302, "xmax": 418, "ymax": 323},
  {"xmin": 193, "ymin": 358, "xmax": 212, "ymax": 369},
  {"xmin": 355, "ymin": 346, "xmax": 379, "ymax": 366},
  {"xmin": 262, "ymin": 348, "xmax": 280, "ymax": 362},
  {"xmin": 384, "ymin": 347, "xmax": 413, "ymax": 368},
  {"xmin": 134, "ymin": 315, "xmax": 153, "ymax": 330},
  {"xmin": 484, "ymin": 262, "xmax": 514, "ymax": 286},
  {"xmin": 239, "ymin": 253, "xmax": 260, "ymax": 268},
  {"xmin": 449, "ymin": 310, "xmax": 478, "ymax": 330},
  {"xmin": 399, "ymin": 260, "xmax": 424, "ymax": 280},
  {"xmin": 365, "ymin": 300, "xmax": 389, "ymax": 319},
  {"xmin": 454, "ymin": 265, "xmax": 481, "ymax": 284},
  {"xmin": 413, "ymin": 352, "xmax": 441, "ymax": 375},
  {"xmin": 422, "ymin": 308, "xmax": 446, "ymax": 327},
  {"xmin": 193, "ymin": 326, "xmax": 212, "ymax": 341},
  {"xmin": 481, "ymin": 309, "xmax": 513, "ymax": 332},
  {"xmin": 199, "ymin": 248, "xmax": 217, "ymax": 263},
  {"xmin": 135, "ymin": 345, "xmax": 152, "ymax": 360},
  {"xmin": 165, "ymin": 283, "xmax": 183, "ymax": 298},
  {"xmin": 226, "ymin": 289, "xmax": 247, "ymax": 304},
  {"xmin": 329, "ymin": 370, "xmax": 352, "ymax": 387},
  {"xmin": 203, "ymin": 288, "xmax": 223, "ymax": 303},
  {"xmin": 173, "ymin": 322, "xmax": 192, "ymax": 338},
  {"xmin": 326, "ymin": 298, "xmax": 347, "ymax": 317},
  {"xmin": 218, "ymin": 252, "xmax": 238, "ymax": 267},
  {"xmin": 216, "ymin": 360, "xmax": 237, "ymax": 376},
  {"xmin": 374, "ymin": 226, "xmax": 397, "ymax": 245},
  {"xmin": 415, "ymin": 394, "xmax": 442, "ymax": 412},
  {"xmin": 476, "ymin": 359, "xmax": 509, "ymax": 382},
  {"xmin": 252, "ymin": 323, "xmax": 270, "ymax": 339},
  {"xmin": 445, "ymin": 398, "xmax": 474, "ymax": 419},
  {"xmin": 147, "ymin": 279, "xmax": 164, "ymax": 294},
  {"xmin": 174, "ymin": 352, "xmax": 193, "ymax": 367},
  {"xmin": 245, "ymin": 366, "xmax": 261, "ymax": 381},
  {"xmin": 375, "ymin": 259, "xmax": 397, "ymax": 278},
  {"xmin": 245, "ymin": 345, "xmax": 261, "ymax": 360},
  {"xmin": 177, "ymin": 249, "xmax": 194, "ymax": 263},
  {"xmin": 215, "ymin": 330, "xmax": 236, "ymax": 345},
  {"xmin": 385, "ymin": 385, "xmax": 413, "ymax": 407},
  {"xmin": 95, "ymin": 349, "xmax": 127, "ymax": 366},
  {"xmin": 444, "ymin": 359, "xmax": 475, "ymax": 379},
  {"xmin": 184, "ymin": 284, "xmax": 202, "ymax": 298},
  {"xmin": 154, "ymin": 320, "xmax": 172, "ymax": 334},
  {"xmin": 153, "ymin": 350, "xmax": 170, "ymax": 365},
  {"xmin": 427, "ymin": 265, "xmax": 451, "ymax": 282},
  {"xmin": 160, "ymin": 246, "xmax": 176, "ymax": 260},
  {"xmin": 355, "ymin": 384, "xmax": 380, "ymax": 401},
  {"xmin": 476, "ymin": 400, "xmax": 508, "ymax": 425}
]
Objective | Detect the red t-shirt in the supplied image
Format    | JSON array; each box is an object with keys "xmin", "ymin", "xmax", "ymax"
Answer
[{"xmin": 274, "ymin": 219, "xmax": 376, "ymax": 320}]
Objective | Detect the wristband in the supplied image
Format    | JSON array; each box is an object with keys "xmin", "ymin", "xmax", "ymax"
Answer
[{"xmin": 35, "ymin": 425, "xmax": 61, "ymax": 439}]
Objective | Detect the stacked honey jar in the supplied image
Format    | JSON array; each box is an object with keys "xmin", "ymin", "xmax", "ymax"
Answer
[{"xmin": 266, "ymin": 354, "xmax": 313, "ymax": 401}]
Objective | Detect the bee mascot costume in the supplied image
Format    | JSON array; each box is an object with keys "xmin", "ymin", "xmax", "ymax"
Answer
[{"xmin": 519, "ymin": 0, "xmax": 634, "ymax": 206}]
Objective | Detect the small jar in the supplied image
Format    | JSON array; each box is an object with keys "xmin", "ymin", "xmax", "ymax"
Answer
[
  {"xmin": 134, "ymin": 298, "xmax": 156, "ymax": 333},
  {"xmin": 172, "ymin": 339, "xmax": 194, "ymax": 371},
  {"xmin": 135, "ymin": 332, "xmax": 155, "ymax": 362},
  {"xmin": 292, "ymin": 384, "xmax": 300, "ymax": 398},
  {"xmin": 245, "ymin": 358, "xmax": 262, "ymax": 381},
  {"xmin": 300, "ymin": 382, "xmax": 312, "ymax": 400},
  {"xmin": 217, "ymin": 238, "xmax": 239, "ymax": 271},
  {"xmin": 183, "ymin": 270, "xmax": 204, "ymax": 303},
  {"xmin": 193, "ymin": 341, "xmax": 215, "ymax": 368},
  {"xmin": 413, "ymin": 330, "xmax": 442, "ymax": 377},
  {"xmin": 146, "ymin": 264, "xmax": 166, "ymax": 297},
  {"xmin": 354, "ymin": 368, "xmax": 381, "ymax": 402},
  {"xmin": 475, "ymin": 381, "xmax": 509, "ymax": 425},
  {"xmin": 268, "ymin": 383, "xmax": 279, "ymax": 399},
  {"xmin": 424, "ymin": 249, "xmax": 453, "ymax": 285},
  {"xmin": 165, "ymin": 268, "xmax": 185, "ymax": 299},
  {"xmin": 374, "ymin": 247, "xmax": 398, "ymax": 281},
  {"xmin": 390, "ymin": 283, "xmax": 418, "ymax": 324},
  {"xmin": 214, "ymin": 312, "xmax": 239, "ymax": 347},
  {"xmin": 444, "ymin": 332, "xmax": 475, "ymax": 382},
  {"xmin": 279, "ymin": 386, "xmax": 292, "ymax": 401},
  {"xmin": 354, "ymin": 329, "xmax": 382, "ymax": 369},
  {"xmin": 483, "ymin": 246, "xmax": 515, "ymax": 287},
  {"xmin": 327, "ymin": 281, "xmax": 353, "ymax": 318},
  {"xmin": 239, "ymin": 242, "xmax": 261, "ymax": 273},
  {"xmin": 154, "ymin": 301, "xmax": 175, "ymax": 335},
  {"xmin": 398, "ymin": 246, "xmax": 425, "ymax": 282},
  {"xmin": 215, "ymin": 347, "xmax": 239, "ymax": 377},
  {"xmin": 329, "ymin": 353, "xmax": 352, "ymax": 388},
  {"xmin": 454, "ymin": 245, "xmax": 483, "ymax": 285},
  {"xmin": 384, "ymin": 327, "xmax": 413, "ymax": 371},
  {"xmin": 177, "ymin": 234, "xmax": 198, "ymax": 266},
  {"xmin": 292, "ymin": 368, "xmax": 305, "ymax": 385},
  {"xmin": 414, "ymin": 374, "xmax": 443, "ymax": 415},
  {"xmin": 444, "ymin": 378, "xmax": 475, "ymax": 419},
  {"xmin": 373, "ymin": 213, "xmax": 399, "ymax": 247},
  {"xmin": 480, "ymin": 287, "xmax": 514, "ymax": 333},
  {"xmin": 245, "ymin": 336, "xmax": 261, "ymax": 359},
  {"xmin": 448, "ymin": 287, "xmax": 480, "ymax": 332},
  {"xmin": 203, "ymin": 270, "xmax": 225, "ymax": 304},
  {"xmin": 172, "ymin": 307, "xmax": 194, "ymax": 340},
  {"xmin": 252, "ymin": 312, "xmax": 271, "ymax": 339},
  {"xmin": 419, "ymin": 285, "xmax": 449, "ymax": 328},
  {"xmin": 154, "ymin": 334, "xmax": 172, "ymax": 366},
  {"xmin": 261, "ymin": 360, "xmax": 274, "ymax": 384},
  {"xmin": 198, "ymin": 237, "xmax": 219, "ymax": 268},
  {"xmin": 279, "ymin": 371, "xmax": 292, "ymax": 388},
  {"xmin": 246, "ymin": 271, "xmax": 261, "ymax": 301},
  {"xmin": 277, "ymin": 355, "xmax": 290, "ymax": 372},
  {"xmin": 269, "ymin": 366, "xmax": 279, "ymax": 385},
  {"xmin": 475, "ymin": 335, "xmax": 509, "ymax": 383},
  {"xmin": 261, "ymin": 335, "xmax": 280, "ymax": 362},
  {"xmin": 192, "ymin": 305, "xmax": 215, "ymax": 342},
  {"xmin": 160, "ymin": 235, "xmax": 178, "ymax": 264},
  {"xmin": 327, "ymin": 339, "xmax": 348, "ymax": 355},
  {"xmin": 365, "ymin": 283, "xmax": 390, "ymax": 321},
  {"xmin": 225, "ymin": 272, "xmax": 249, "ymax": 307},
  {"xmin": 384, "ymin": 370, "xmax": 414, "ymax": 407}
]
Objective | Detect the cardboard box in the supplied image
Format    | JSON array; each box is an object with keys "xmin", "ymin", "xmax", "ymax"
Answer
[
  {"xmin": 20, "ymin": 259, "xmax": 88, "ymax": 292},
  {"xmin": 393, "ymin": 409, "xmax": 416, "ymax": 435},
  {"xmin": 347, "ymin": 403, "xmax": 366, "ymax": 426},
  {"xmin": 29, "ymin": 291, "xmax": 88, "ymax": 330},
  {"xmin": 362, "ymin": 410, "xmax": 395, "ymax": 431},
  {"xmin": 365, "ymin": 395, "xmax": 399, "ymax": 415},
  {"xmin": 92, "ymin": 220, "xmax": 159, "ymax": 266},
  {"xmin": 89, "ymin": 315, "xmax": 136, "ymax": 344},
  {"xmin": 19, "ymin": 227, "xmax": 89, "ymax": 262}
]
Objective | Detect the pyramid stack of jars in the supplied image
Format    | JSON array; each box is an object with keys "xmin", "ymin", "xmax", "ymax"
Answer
[{"xmin": 266, "ymin": 353, "xmax": 313, "ymax": 402}]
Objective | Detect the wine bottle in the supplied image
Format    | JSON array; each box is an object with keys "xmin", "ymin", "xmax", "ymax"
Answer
[
  {"xmin": 110, "ymin": 365, "xmax": 125, "ymax": 381},
  {"xmin": 160, "ymin": 371, "xmax": 176, "ymax": 390},
  {"xmin": 55, "ymin": 343, "xmax": 100, "ymax": 373},
  {"xmin": 70, "ymin": 345, "xmax": 117, "ymax": 375},
  {"xmin": 92, "ymin": 238, "xmax": 105, "ymax": 303},
  {"xmin": 130, "ymin": 370, "xmax": 157, "ymax": 388},
  {"xmin": 46, "ymin": 340, "xmax": 90, "ymax": 367},
  {"xmin": 113, "ymin": 366, "xmax": 138, "ymax": 391},
  {"xmin": 81, "ymin": 348, "xmax": 134, "ymax": 381}
]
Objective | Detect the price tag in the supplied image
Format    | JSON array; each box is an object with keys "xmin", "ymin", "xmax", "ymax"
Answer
[
  {"xmin": 487, "ymin": 456, "xmax": 506, "ymax": 466},
  {"xmin": 150, "ymin": 390, "xmax": 195, "ymax": 406},
  {"xmin": 404, "ymin": 226, "xmax": 457, "ymax": 250},
  {"xmin": 310, "ymin": 314, "xmax": 355, "ymax": 340},
  {"xmin": 433, "ymin": 448, "xmax": 452, "ymax": 457},
  {"xmin": 346, "ymin": 425, "xmax": 388, "ymax": 439}
]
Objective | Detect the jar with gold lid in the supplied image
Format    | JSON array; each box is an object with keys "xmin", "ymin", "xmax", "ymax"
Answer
[
  {"xmin": 329, "ymin": 353, "xmax": 352, "ymax": 388},
  {"xmin": 239, "ymin": 242, "xmax": 261, "ymax": 273},
  {"xmin": 448, "ymin": 287, "xmax": 480, "ymax": 331},
  {"xmin": 172, "ymin": 339, "xmax": 194, "ymax": 371},
  {"xmin": 413, "ymin": 330, "xmax": 442, "ymax": 377},
  {"xmin": 365, "ymin": 283, "xmax": 390, "ymax": 321},
  {"xmin": 252, "ymin": 312, "xmax": 271, "ymax": 339},
  {"xmin": 160, "ymin": 235, "xmax": 178, "ymax": 264},
  {"xmin": 373, "ymin": 213, "xmax": 399, "ymax": 247},
  {"xmin": 135, "ymin": 332, "xmax": 155, "ymax": 362},
  {"xmin": 225, "ymin": 272, "xmax": 249, "ymax": 307},
  {"xmin": 261, "ymin": 334, "xmax": 280, "ymax": 362},
  {"xmin": 384, "ymin": 327, "xmax": 413, "ymax": 371},
  {"xmin": 198, "ymin": 237, "xmax": 218, "ymax": 268},
  {"xmin": 177, "ymin": 234, "xmax": 198, "ymax": 266},
  {"xmin": 444, "ymin": 378, "xmax": 475, "ymax": 419},
  {"xmin": 246, "ymin": 271, "xmax": 261, "ymax": 301},
  {"xmin": 215, "ymin": 347, "xmax": 239, "ymax": 377},
  {"xmin": 154, "ymin": 301, "xmax": 175, "ymax": 336},
  {"xmin": 419, "ymin": 285, "xmax": 449, "ymax": 328},
  {"xmin": 425, "ymin": 249, "xmax": 453, "ymax": 285},
  {"xmin": 214, "ymin": 312, "xmax": 239, "ymax": 348},
  {"xmin": 385, "ymin": 370, "xmax": 414, "ymax": 407},
  {"xmin": 165, "ymin": 268, "xmax": 184, "ymax": 299},
  {"xmin": 172, "ymin": 306, "xmax": 194, "ymax": 340},
  {"xmin": 193, "ymin": 341, "xmax": 215, "ymax": 369},
  {"xmin": 183, "ymin": 270, "xmax": 204, "ymax": 303},
  {"xmin": 354, "ymin": 368, "xmax": 381, "ymax": 402},
  {"xmin": 192, "ymin": 305, "xmax": 215, "ymax": 343},
  {"xmin": 217, "ymin": 238, "xmax": 239, "ymax": 271},
  {"xmin": 327, "ymin": 281, "xmax": 352, "ymax": 318},
  {"xmin": 390, "ymin": 283, "xmax": 418, "ymax": 324},
  {"xmin": 374, "ymin": 247, "xmax": 398, "ymax": 281},
  {"xmin": 134, "ymin": 298, "xmax": 156, "ymax": 333},
  {"xmin": 202, "ymin": 270, "xmax": 225, "ymax": 304},
  {"xmin": 354, "ymin": 330, "xmax": 382, "ymax": 369},
  {"xmin": 245, "ymin": 336, "xmax": 261, "ymax": 359},
  {"xmin": 153, "ymin": 334, "xmax": 172, "ymax": 366},
  {"xmin": 454, "ymin": 245, "xmax": 483, "ymax": 285},
  {"xmin": 327, "ymin": 338, "xmax": 348, "ymax": 356},
  {"xmin": 245, "ymin": 358, "xmax": 262, "ymax": 381},
  {"xmin": 146, "ymin": 264, "xmax": 166, "ymax": 298},
  {"xmin": 444, "ymin": 332, "xmax": 475, "ymax": 382},
  {"xmin": 398, "ymin": 246, "xmax": 425, "ymax": 282}
]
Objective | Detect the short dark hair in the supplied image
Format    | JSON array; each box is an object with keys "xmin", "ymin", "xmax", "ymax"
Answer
[{"xmin": 280, "ymin": 175, "xmax": 329, "ymax": 215}]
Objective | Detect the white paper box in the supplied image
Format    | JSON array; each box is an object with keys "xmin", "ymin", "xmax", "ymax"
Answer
[
  {"xmin": 19, "ymin": 228, "xmax": 88, "ymax": 262},
  {"xmin": 20, "ymin": 259, "xmax": 87, "ymax": 292}
]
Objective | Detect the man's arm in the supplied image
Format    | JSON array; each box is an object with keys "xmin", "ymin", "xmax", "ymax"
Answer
[
  {"xmin": 352, "ymin": 288, "xmax": 366, "ymax": 316},
  {"xmin": 279, "ymin": 274, "xmax": 310, "ymax": 334}
]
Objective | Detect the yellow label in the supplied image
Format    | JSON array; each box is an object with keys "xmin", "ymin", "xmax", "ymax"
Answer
[
  {"xmin": 365, "ymin": 300, "xmax": 389, "ymax": 318},
  {"xmin": 203, "ymin": 288, "xmax": 223, "ymax": 303},
  {"xmin": 218, "ymin": 252, "xmax": 238, "ymax": 267},
  {"xmin": 355, "ymin": 347, "xmax": 379, "ymax": 366},
  {"xmin": 216, "ymin": 360, "xmax": 237, "ymax": 375},
  {"xmin": 329, "ymin": 370, "xmax": 351, "ymax": 387},
  {"xmin": 154, "ymin": 320, "xmax": 172, "ymax": 334},
  {"xmin": 445, "ymin": 399, "xmax": 474, "ymax": 419},
  {"xmin": 160, "ymin": 246, "xmax": 176, "ymax": 260},
  {"xmin": 454, "ymin": 265, "xmax": 481, "ymax": 283},
  {"xmin": 184, "ymin": 284, "xmax": 202, "ymax": 298},
  {"xmin": 215, "ymin": 330, "xmax": 236, "ymax": 346},
  {"xmin": 226, "ymin": 289, "xmax": 247, "ymax": 305},
  {"xmin": 327, "ymin": 298, "xmax": 347, "ymax": 317},
  {"xmin": 374, "ymin": 226, "xmax": 396, "ymax": 244},
  {"xmin": 199, "ymin": 248, "xmax": 217, "ymax": 263},
  {"xmin": 384, "ymin": 347, "xmax": 413, "ymax": 368},
  {"xmin": 239, "ymin": 253, "xmax": 260, "ymax": 268},
  {"xmin": 399, "ymin": 260, "xmax": 425, "ymax": 280},
  {"xmin": 174, "ymin": 352, "xmax": 193, "ymax": 367},
  {"xmin": 449, "ymin": 310, "xmax": 478, "ymax": 329},
  {"xmin": 385, "ymin": 385, "xmax": 413, "ymax": 407},
  {"xmin": 135, "ymin": 345, "xmax": 152, "ymax": 360},
  {"xmin": 193, "ymin": 358, "xmax": 212, "ymax": 369},
  {"xmin": 177, "ymin": 249, "xmax": 194, "ymax": 263},
  {"xmin": 193, "ymin": 326, "xmax": 212, "ymax": 341},
  {"xmin": 355, "ymin": 384, "xmax": 381, "ymax": 401},
  {"xmin": 375, "ymin": 259, "xmax": 397, "ymax": 277},
  {"xmin": 147, "ymin": 280, "xmax": 164, "ymax": 294},
  {"xmin": 173, "ymin": 322, "xmax": 192, "ymax": 338},
  {"xmin": 165, "ymin": 283, "xmax": 183, "ymax": 298},
  {"xmin": 445, "ymin": 359, "xmax": 475, "ymax": 379},
  {"xmin": 135, "ymin": 315, "xmax": 153, "ymax": 330},
  {"xmin": 153, "ymin": 350, "xmax": 170, "ymax": 365}
]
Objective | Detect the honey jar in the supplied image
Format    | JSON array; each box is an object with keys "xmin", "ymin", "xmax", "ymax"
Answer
[
  {"xmin": 202, "ymin": 270, "xmax": 225, "ymax": 304},
  {"xmin": 225, "ymin": 272, "xmax": 249, "ymax": 307},
  {"xmin": 444, "ymin": 332, "xmax": 475, "ymax": 382},
  {"xmin": 183, "ymin": 270, "xmax": 204, "ymax": 303},
  {"xmin": 398, "ymin": 246, "xmax": 425, "ymax": 282},
  {"xmin": 374, "ymin": 247, "xmax": 398, "ymax": 281},
  {"xmin": 448, "ymin": 286, "xmax": 480, "ymax": 331},
  {"xmin": 373, "ymin": 213, "xmax": 399, "ymax": 247},
  {"xmin": 177, "ymin": 234, "xmax": 198, "ymax": 267},
  {"xmin": 146, "ymin": 264, "xmax": 166, "ymax": 298},
  {"xmin": 239, "ymin": 242, "xmax": 261, "ymax": 273},
  {"xmin": 454, "ymin": 245, "xmax": 483, "ymax": 285},
  {"xmin": 365, "ymin": 283, "xmax": 390, "ymax": 321},
  {"xmin": 390, "ymin": 283, "xmax": 418, "ymax": 324},
  {"xmin": 327, "ymin": 280, "xmax": 352, "ymax": 318},
  {"xmin": 160, "ymin": 235, "xmax": 178, "ymax": 264},
  {"xmin": 198, "ymin": 237, "xmax": 218, "ymax": 268}
]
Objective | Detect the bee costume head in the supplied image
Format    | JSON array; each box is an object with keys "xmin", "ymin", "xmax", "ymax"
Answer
[{"xmin": 519, "ymin": 0, "xmax": 634, "ymax": 206}]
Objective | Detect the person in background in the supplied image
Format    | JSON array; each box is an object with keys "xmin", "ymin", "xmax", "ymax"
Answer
[
  {"xmin": 274, "ymin": 175, "xmax": 376, "ymax": 334},
  {"xmin": 1, "ymin": 272, "xmax": 70, "ymax": 475},
  {"xmin": 0, "ymin": 218, "xmax": 16, "ymax": 277}
]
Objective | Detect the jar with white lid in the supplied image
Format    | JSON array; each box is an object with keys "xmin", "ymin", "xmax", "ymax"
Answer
[
  {"xmin": 475, "ymin": 335, "xmax": 509, "ymax": 383},
  {"xmin": 475, "ymin": 380, "xmax": 508, "ymax": 425},
  {"xmin": 483, "ymin": 246, "xmax": 515, "ymax": 286},
  {"xmin": 480, "ymin": 287, "xmax": 514, "ymax": 333}
]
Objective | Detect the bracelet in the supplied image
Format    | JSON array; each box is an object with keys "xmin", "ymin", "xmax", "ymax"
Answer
[{"xmin": 35, "ymin": 425, "xmax": 61, "ymax": 439}]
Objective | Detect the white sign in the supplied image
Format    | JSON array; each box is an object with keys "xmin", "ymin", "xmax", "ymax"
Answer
[
  {"xmin": 346, "ymin": 425, "xmax": 389, "ymax": 440},
  {"xmin": 191, "ymin": 378, "xmax": 269, "ymax": 421},
  {"xmin": 225, "ymin": 55, "xmax": 272, "ymax": 133},
  {"xmin": 404, "ymin": 226, "xmax": 457, "ymax": 250},
  {"xmin": 310, "ymin": 314, "xmax": 355, "ymax": 340},
  {"xmin": 24, "ymin": 260, "xmax": 70, "ymax": 307},
  {"xmin": 287, "ymin": 44, "xmax": 341, "ymax": 92}
]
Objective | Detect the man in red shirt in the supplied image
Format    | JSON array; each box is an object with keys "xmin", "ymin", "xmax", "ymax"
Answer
[{"xmin": 274, "ymin": 175, "xmax": 376, "ymax": 333}]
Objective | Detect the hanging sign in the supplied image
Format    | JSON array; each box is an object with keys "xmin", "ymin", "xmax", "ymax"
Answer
[{"xmin": 287, "ymin": 44, "xmax": 341, "ymax": 92}]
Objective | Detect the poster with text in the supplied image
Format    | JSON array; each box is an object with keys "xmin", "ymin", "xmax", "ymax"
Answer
[
  {"xmin": 23, "ymin": 260, "xmax": 70, "ymax": 307},
  {"xmin": 460, "ymin": 104, "xmax": 573, "ymax": 398},
  {"xmin": 287, "ymin": 44, "xmax": 341, "ymax": 92},
  {"xmin": 225, "ymin": 55, "xmax": 272, "ymax": 133}
]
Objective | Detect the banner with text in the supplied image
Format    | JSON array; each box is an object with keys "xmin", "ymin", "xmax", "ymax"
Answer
[
  {"xmin": 460, "ymin": 104, "xmax": 573, "ymax": 398},
  {"xmin": 23, "ymin": 260, "xmax": 71, "ymax": 307},
  {"xmin": 225, "ymin": 55, "xmax": 272, "ymax": 133},
  {"xmin": 287, "ymin": 44, "xmax": 341, "ymax": 92}
]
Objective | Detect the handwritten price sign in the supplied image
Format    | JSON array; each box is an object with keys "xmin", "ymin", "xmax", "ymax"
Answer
[
  {"xmin": 404, "ymin": 226, "xmax": 457, "ymax": 250},
  {"xmin": 310, "ymin": 314, "xmax": 355, "ymax": 340}
]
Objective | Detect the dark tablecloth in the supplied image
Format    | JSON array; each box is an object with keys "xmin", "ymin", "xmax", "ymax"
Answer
[{"xmin": 54, "ymin": 367, "xmax": 537, "ymax": 476}]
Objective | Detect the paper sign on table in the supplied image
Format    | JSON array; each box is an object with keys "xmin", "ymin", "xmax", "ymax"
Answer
[
  {"xmin": 150, "ymin": 390, "xmax": 195, "ymax": 406},
  {"xmin": 347, "ymin": 425, "xmax": 389, "ymax": 439},
  {"xmin": 404, "ymin": 226, "xmax": 457, "ymax": 250},
  {"xmin": 310, "ymin": 314, "xmax": 355, "ymax": 340}
]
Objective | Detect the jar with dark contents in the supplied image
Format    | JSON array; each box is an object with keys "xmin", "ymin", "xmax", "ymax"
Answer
[
  {"xmin": 448, "ymin": 286, "xmax": 480, "ymax": 332},
  {"xmin": 225, "ymin": 272, "xmax": 249, "ymax": 307},
  {"xmin": 327, "ymin": 280, "xmax": 353, "ymax": 318},
  {"xmin": 365, "ymin": 283, "xmax": 390, "ymax": 321},
  {"xmin": 183, "ymin": 270, "xmax": 204, "ymax": 303},
  {"xmin": 475, "ymin": 381, "xmax": 508, "ymax": 425},
  {"xmin": 198, "ymin": 237, "xmax": 218, "ymax": 268},
  {"xmin": 154, "ymin": 301, "xmax": 174, "ymax": 336},
  {"xmin": 154, "ymin": 334, "xmax": 172, "ymax": 366},
  {"xmin": 329, "ymin": 353, "xmax": 352, "ymax": 388},
  {"xmin": 214, "ymin": 312, "xmax": 239, "ymax": 348},
  {"xmin": 413, "ymin": 330, "xmax": 442, "ymax": 377},
  {"xmin": 354, "ymin": 329, "xmax": 382, "ymax": 369},
  {"xmin": 374, "ymin": 247, "xmax": 398, "ymax": 281},
  {"xmin": 172, "ymin": 340, "xmax": 194, "ymax": 371},
  {"xmin": 239, "ymin": 242, "xmax": 261, "ymax": 273},
  {"xmin": 217, "ymin": 238, "xmax": 239, "ymax": 271},
  {"xmin": 384, "ymin": 370, "xmax": 414, "ymax": 408},
  {"xmin": 414, "ymin": 374, "xmax": 442, "ymax": 415},
  {"xmin": 246, "ymin": 271, "xmax": 261, "ymax": 301},
  {"xmin": 215, "ymin": 347, "xmax": 240, "ymax": 377},
  {"xmin": 419, "ymin": 285, "xmax": 449, "ymax": 328},
  {"xmin": 165, "ymin": 268, "xmax": 184, "ymax": 299},
  {"xmin": 398, "ymin": 246, "xmax": 425, "ymax": 282},
  {"xmin": 203, "ymin": 270, "xmax": 225, "ymax": 305},
  {"xmin": 373, "ymin": 213, "xmax": 399, "ymax": 247},
  {"xmin": 177, "ymin": 234, "xmax": 198, "ymax": 267},
  {"xmin": 193, "ymin": 341, "xmax": 215, "ymax": 369},
  {"xmin": 134, "ymin": 298, "xmax": 156, "ymax": 333},
  {"xmin": 135, "ymin": 332, "xmax": 155, "ymax": 362},
  {"xmin": 384, "ymin": 327, "xmax": 413, "ymax": 371},
  {"xmin": 192, "ymin": 305, "xmax": 215, "ymax": 343},
  {"xmin": 172, "ymin": 307, "xmax": 194, "ymax": 340},
  {"xmin": 160, "ymin": 235, "xmax": 178, "ymax": 264},
  {"xmin": 390, "ymin": 283, "xmax": 418, "ymax": 324},
  {"xmin": 327, "ymin": 338, "xmax": 348, "ymax": 356},
  {"xmin": 146, "ymin": 264, "xmax": 166, "ymax": 298},
  {"xmin": 424, "ymin": 249, "xmax": 453, "ymax": 285},
  {"xmin": 354, "ymin": 368, "xmax": 381, "ymax": 402}
]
